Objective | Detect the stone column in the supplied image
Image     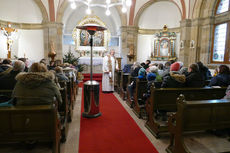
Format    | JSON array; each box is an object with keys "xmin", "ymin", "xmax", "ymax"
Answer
[
  {"xmin": 179, "ymin": 19, "xmax": 192, "ymax": 67},
  {"xmin": 43, "ymin": 22, "xmax": 63, "ymax": 62},
  {"xmin": 119, "ymin": 26, "xmax": 138, "ymax": 65}
]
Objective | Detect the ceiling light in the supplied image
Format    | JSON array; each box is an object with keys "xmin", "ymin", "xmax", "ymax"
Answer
[
  {"xmin": 105, "ymin": 9, "xmax": 111, "ymax": 16},
  {"xmin": 71, "ymin": 2, "xmax": 77, "ymax": 9},
  {"xmin": 86, "ymin": 8, "xmax": 92, "ymax": 14},
  {"xmin": 126, "ymin": 0, "xmax": 132, "ymax": 7},
  {"xmin": 122, "ymin": 7, "xmax": 127, "ymax": 13}
]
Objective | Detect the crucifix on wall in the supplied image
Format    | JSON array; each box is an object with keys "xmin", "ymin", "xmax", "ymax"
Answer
[{"xmin": 1, "ymin": 23, "xmax": 17, "ymax": 59}]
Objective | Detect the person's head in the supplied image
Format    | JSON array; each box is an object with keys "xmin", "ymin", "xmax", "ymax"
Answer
[
  {"xmin": 188, "ymin": 63, "xmax": 199, "ymax": 73},
  {"xmin": 18, "ymin": 58, "xmax": 28, "ymax": 67},
  {"xmin": 40, "ymin": 58, "xmax": 47, "ymax": 65},
  {"xmin": 29, "ymin": 63, "xmax": 48, "ymax": 72},
  {"xmin": 13, "ymin": 60, "xmax": 25, "ymax": 72},
  {"xmin": 219, "ymin": 65, "xmax": 230, "ymax": 74},
  {"xmin": 158, "ymin": 63, "xmax": 164, "ymax": 70},
  {"xmin": 2, "ymin": 59, "xmax": 12, "ymax": 65},
  {"xmin": 170, "ymin": 62, "xmax": 180, "ymax": 72},
  {"xmin": 55, "ymin": 66, "xmax": 63, "ymax": 74},
  {"xmin": 147, "ymin": 73, "xmax": 156, "ymax": 82},
  {"xmin": 149, "ymin": 66, "xmax": 158, "ymax": 73},
  {"xmin": 145, "ymin": 60, "xmax": 151, "ymax": 65},
  {"xmin": 110, "ymin": 49, "xmax": 115, "ymax": 56},
  {"xmin": 138, "ymin": 68, "xmax": 146, "ymax": 78},
  {"xmin": 140, "ymin": 62, "xmax": 146, "ymax": 67},
  {"xmin": 132, "ymin": 62, "xmax": 141, "ymax": 69},
  {"xmin": 165, "ymin": 61, "xmax": 171, "ymax": 68}
]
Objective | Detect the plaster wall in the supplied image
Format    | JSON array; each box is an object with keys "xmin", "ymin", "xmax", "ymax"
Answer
[
  {"xmin": 138, "ymin": 1, "xmax": 181, "ymax": 29},
  {"xmin": 0, "ymin": 30, "xmax": 44, "ymax": 62},
  {"xmin": 0, "ymin": 0, "xmax": 43, "ymax": 23}
]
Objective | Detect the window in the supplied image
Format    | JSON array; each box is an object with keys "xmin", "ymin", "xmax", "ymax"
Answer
[
  {"xmin": 211, "ymin": 0, "xmax": 230, "ymax": 63},
  {"xmin": 216, "ymin": 0, "xmax": 229, "ymax": 14}
]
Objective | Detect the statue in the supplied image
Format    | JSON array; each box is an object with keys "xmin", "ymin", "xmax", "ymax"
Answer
[
  {"xmin": 163, "ymin": 24, "xmax": 168, "ymax": 32},
  {"xmin": 48, "ymin": 41, "xmax": 57, "ymax": 62}
]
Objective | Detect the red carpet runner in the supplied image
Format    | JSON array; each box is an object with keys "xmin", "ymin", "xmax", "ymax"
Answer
[{"xmin": 79, "ymin": 84, "xmax": 159, "ymax": 153}]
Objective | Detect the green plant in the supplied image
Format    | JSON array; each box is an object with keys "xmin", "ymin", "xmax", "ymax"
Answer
[
  {"xmin": 63, "ymin": 50, "xmax": 78, "ymax": 64},
  {"xmin": 63, "ymin": 50, "xmax": 84, "ymax": 72}
]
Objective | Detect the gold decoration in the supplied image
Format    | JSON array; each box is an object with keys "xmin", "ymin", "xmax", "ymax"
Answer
[{"xmin": 48, "ymin": 41, "xmax": 57, "ymax": 62}]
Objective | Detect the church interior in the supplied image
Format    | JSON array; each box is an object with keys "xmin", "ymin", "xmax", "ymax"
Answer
[{"xmin": 1, "ymin": 0, "xmax": 230, "ymax": 153}]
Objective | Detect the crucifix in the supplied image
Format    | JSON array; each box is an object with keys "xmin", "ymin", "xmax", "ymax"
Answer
[{"xmin": 1, "ymin": 24, "xmax": 17, "ymax": 59}]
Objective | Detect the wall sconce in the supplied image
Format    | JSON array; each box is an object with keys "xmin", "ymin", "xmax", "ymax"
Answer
[
  {"xmin": 180, "ymin": 40, "xmax": 184, "ymax": 49},
  {"xmin": 190, "ymin": 40, "xmax": 195, "ymax": 49}
]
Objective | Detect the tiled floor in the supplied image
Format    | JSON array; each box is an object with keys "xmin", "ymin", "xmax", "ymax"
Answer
[{"xmin": 1, "ymin": 88, "xmax": 230, "ymax": 153}]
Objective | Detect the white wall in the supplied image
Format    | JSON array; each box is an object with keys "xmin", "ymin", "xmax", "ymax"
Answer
[
  {"xmin": 137, "ymin": 34, "xmax": 154, "ymax": 62},
  {"xmin": 138, "ymin": 1, "xmax": 181, "ymax": 29},
  {"xmin": 0, "ymin": 30, "xmax": 44, "ymax": 62},
  {"xmin": 18, "ymin": 30, "xmax": 44, "ymax": 62},
  {"xmin": 0, "ymin": 0, "xmax": 43, "ymax": 23}
]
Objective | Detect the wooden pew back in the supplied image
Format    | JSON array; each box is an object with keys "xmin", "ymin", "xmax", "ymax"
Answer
[
  {"xmin": 0, "ymin": 105, "xmax": 60, "ymax": 153},
  {"xmin": 119, "ymin": 72, "xmax": 130, "ymax": 100},
  {"xmin": 166, "ymin": 95, "xmax": 230, "ymax": 153},
  {"xmin": 145, "ymin": 86, "xmax": 227, "ymax": 138},
  {"xmin": 151, "ymin": 86, "xmax": 227, "ymax": 112}
]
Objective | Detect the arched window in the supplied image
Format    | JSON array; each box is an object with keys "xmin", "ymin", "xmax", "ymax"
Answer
[{"xmin": 211, "ymin": 0, "xmax": 230, "ymax": 63}]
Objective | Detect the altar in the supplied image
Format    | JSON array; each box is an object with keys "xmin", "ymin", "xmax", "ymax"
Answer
[{"xmin": 79, "ymin": 57, "xmax": 103, "ymax": 73}]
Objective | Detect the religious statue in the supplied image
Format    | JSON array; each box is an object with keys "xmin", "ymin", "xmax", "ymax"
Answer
[
  {"xmin": 0, "ymin": 23, "xmax": 17, "ymax": 59},
  {"xmin": 48, "ymin": 41, "xmax": 57, "ymax": 62}
]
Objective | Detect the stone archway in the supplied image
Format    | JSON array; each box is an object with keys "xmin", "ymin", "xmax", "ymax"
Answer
[
  {"xmin": 192, "ymin": 0, "xmax": 218, "ymax": 19},
  {"xmin": 33, "ymin": 0, "xmax": 49, "ymax": 22},
  {"xmin": 133, "ymin": 0, "xmax": 183, "ymax": 27}
]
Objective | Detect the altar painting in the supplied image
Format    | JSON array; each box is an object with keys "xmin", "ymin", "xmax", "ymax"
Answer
[
  {"xmin": 72, "ymin": 15, "xmax": 110, "ymax": 56},
  {"xmin": 80, "ymin": 30, "xmax": 104, "ymax": 47}
]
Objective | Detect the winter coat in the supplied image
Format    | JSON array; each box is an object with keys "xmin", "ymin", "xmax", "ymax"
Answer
[
  {"xmin": 0, "ymin": 70, "xmax": 21, "ymax": 90},
  {"xmin": 209, "ymin": 74, "xmax": 230, "ymax": 87},
  {"xmin": 12, "ymin": 72, "xmax": 62, "ymax": 105},
  {"xmin": 161, "ymin": 72, "xmax": 186, "ymax": 88},
  {"xmin": 186, "ymin": 71, "xmax": 205, "ymax": 87},
  {"xmin": 131, "ymin": 66, "xmax": 141, "ymax": 77}
]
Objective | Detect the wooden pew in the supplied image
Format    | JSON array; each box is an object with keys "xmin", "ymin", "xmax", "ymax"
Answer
[
  {"xmin": 145, "ymin": 86, "xmax": 227, "ymax": 138},
  {"xmin": 166, "ymin": 95, "xmax": 230, "ymax": 153},
  {"xmin": 119, "ymin": 72, "xmax": 130, "ymax": 100},
  {"xmin": 133, "ymin": 79, "xmax": 148, "ymax": 118},
  {"xmin": 0, "ymin": 90, "xmax": 13, "ymax": 103},
  {"xmin": 126, "ymin": 76, "xmax": 137, "ymax": 107},
  {"xmin": 59, "ymin": 81, "xmax": 73, "ymax": 123},
  {"xmin": 58, "ymin": 82, "xmax": 70, "ymax": 142},
  {"xmin": 114, "ymin": 70, "xmax": 122, "ymax": 94},
  {"xmin": 0, "ymin": 105, "xmax": 61, "ymax": 153}
]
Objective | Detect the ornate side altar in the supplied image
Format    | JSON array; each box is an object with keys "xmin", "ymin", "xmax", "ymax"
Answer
[{"xmin": 151, "ymin": 25, "xmax": 176, "ymax": 61}]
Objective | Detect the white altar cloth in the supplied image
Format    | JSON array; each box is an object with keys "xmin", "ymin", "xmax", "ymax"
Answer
[{"xmin": 79, "ymin": 57, "xmax": 103, "ymax": 65}]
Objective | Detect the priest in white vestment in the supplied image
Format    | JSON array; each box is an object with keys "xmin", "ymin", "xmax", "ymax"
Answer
[{"xmin": 102, "ymin": 49, "xmax": 116, "ymax": 92}]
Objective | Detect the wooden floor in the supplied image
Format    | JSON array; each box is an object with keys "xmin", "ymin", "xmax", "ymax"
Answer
[{"xmin": 1, "ymin": 87, "xmax": 230, "ymax": 153}]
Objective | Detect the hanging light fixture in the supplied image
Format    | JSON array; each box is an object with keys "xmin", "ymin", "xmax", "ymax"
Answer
[{"xmin": 69, "ymin": 0, "xmax": 132, "ymax": 16}]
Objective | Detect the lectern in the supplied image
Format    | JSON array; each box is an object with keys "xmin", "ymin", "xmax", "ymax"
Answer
[{"xmin": 76, "ymin": 24, "xmax": 107, "ymax": 118}]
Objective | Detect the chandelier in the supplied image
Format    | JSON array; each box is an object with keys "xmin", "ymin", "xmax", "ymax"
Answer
[{"xmin": 69, "ymin": 0, "xmax": 132, "ymax": 16}]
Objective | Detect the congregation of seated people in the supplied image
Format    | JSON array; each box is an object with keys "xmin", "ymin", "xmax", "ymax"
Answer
[
  {"xmin": 0, "ymin": 58, "xmax": 79, "ymax": 105},
  {"xmin": 124, "ymin": 58, "xmax": 230, "ymax": 106}
]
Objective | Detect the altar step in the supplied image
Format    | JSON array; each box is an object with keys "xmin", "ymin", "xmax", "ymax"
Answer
[{"xmin": 82, "ymin": 73, "xmax": 103, "ymax": 82}]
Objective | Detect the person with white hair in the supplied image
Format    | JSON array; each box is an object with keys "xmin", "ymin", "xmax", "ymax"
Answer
[{"xmin": 102, "ymin": 49, "xmax": 118, "ymax": 93}]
